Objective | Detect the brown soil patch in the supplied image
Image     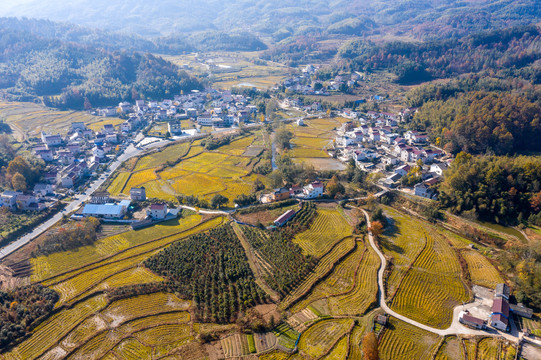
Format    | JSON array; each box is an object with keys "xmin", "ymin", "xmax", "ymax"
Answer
[{"xmin": 253, "ymin": 304, "xmax": 281, "ymax": 323}]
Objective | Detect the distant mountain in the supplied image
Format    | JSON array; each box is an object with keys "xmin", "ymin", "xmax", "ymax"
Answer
[
  {"xmin": 0, "ymin": 0, "xmax": 539, "ymax": 40},
  {"xmin": 0, "ymin": 24, "xmax": 204, "ymax": 109}
]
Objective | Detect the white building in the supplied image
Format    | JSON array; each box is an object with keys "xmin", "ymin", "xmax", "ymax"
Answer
[
  {"xmin": 303, "ymin": 181, "xmax": 325, "ymax": 199},
  {"xmin": 148, "ymin": 204, "xmax": 168, "ymax": 219}
]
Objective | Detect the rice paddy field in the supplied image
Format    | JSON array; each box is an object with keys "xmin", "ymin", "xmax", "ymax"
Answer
[
  {"xmin": 381, "ymin": 206, "xmax": 470, "ymax": 329},
  {"xmin": 287, "ymin": 118, "xmax": 346, "ymax": 171},
  {"xmin": 0, "ymin": 101, "xmax": 123, "ymax": 140},
  {"xmin": 378, "ymin": 317, "xmax": 440, "ymax": 360},
  {"xmin": 2, "ymin": 214, "xmax": 228, "ymax": 360},
  {"xmin": 293, "ymin": 207, "xmax": 353, "ymax": 257},
  {"xmin": 107, "ymin": 133, "xmax": 269, "ymax": 206}
]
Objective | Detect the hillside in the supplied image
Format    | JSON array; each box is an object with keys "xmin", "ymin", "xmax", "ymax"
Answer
[
  {"xmin": 0, "ymin": 0, "xmax": 538, "ymax": 41},
  {"xmin": 0, "ymin": 25, "xmax": 203, "ymax": 109}
]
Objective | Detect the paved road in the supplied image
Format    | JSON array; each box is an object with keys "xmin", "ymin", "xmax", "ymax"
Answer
[
  {"xmin": 360, "ymin": 208, "xmax": 532, "ymax": 344},
  {"xmin": 0, "ymin": 143, "xmax": 144, "ymax": 260},
  {"xmin": 0, "ymin": 123, "xmax": 275, "ymax": 261}
]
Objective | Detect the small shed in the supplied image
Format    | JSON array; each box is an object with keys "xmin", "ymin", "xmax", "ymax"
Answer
[{"xmin": 274, "ymin": 209, "xmax": 296, "ymax": 227}]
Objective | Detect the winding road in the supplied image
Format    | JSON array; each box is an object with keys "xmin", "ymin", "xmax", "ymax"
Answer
[{"xmin": 360, "ymin": 209, "xmax": 532, "ymax": 344}]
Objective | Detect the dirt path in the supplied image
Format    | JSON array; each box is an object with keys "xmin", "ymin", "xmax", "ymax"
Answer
[{"xmin": 231, "ymin": 222, "xmax": 280, "ymax": 302}]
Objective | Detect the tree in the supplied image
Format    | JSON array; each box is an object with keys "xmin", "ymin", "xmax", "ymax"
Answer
[
  {"xmin": 12, "ymin": 172, "xmax": 27, "ymax": 191},
  {"xmin": 326, "ymin": 175, "xmax": 345, "ymax": 198},
  {"xmin": 211, "ymin": 194, "xmax": 229, "ymax": 209},
  {"xmin": 369, "ymin": 221, "xmax": 384, "ymax": 238},
  {"xmin": 362, "ymin": 331, "xmax": 379, "ymax": 360},
  {"xmin": 275, "ymin": 129, "xmax": 293, "ymax": 151}
]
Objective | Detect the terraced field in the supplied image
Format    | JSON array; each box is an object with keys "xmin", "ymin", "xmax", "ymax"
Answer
[
  {"xmin": 293, "ymin": 208, "xmax": 353, "ymax": 257},
  {"xmin": 281, "ymin": 236, "xmax": 356, "ymax": 310},
  {"xmin": 3, "ymin": 213, "xmax": 228, "ymax": 359},
  {"xmin": 434, "ymin": 336, "xmax": 462, "ymax": 360},
  {"xmin": 0, "ymin": 101, "xmax": 123, "ymax": 139},
  {"xmin": 297, "ymin": 319, "xmax": 354, "ymax": 359},
  {"xmin": 31, "ymin": 215, "xmax": 209, "ymax": 281},
  {"xmin": 378, "ymin": 317, "xmax": 440, "ymax": 360},
  {"xmin": 107, "ymin": 134, "xmax": 267, "ymax": 206},
  {"xmin": 382, "ymin": 206, "xmax": 470, "ymax": 328},
  {"xmin": 462, "ymin": 250, "xmax": 504, "ymax": 288},
  {"xmin": 290, "ymin": 241, "xmax": 379, "ymax": 317}
]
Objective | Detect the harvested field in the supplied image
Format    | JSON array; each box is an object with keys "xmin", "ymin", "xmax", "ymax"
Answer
[
  {"xmin": 463, "ymin": 250, "xmax": 504, "ymax": 288},
  {"xmin": 294, "ymin": 208, "xmax": 353, "ymax": 257},
  {"xmin": 378, "ymin": 317, "xmax": 440, "ymax": 360}
]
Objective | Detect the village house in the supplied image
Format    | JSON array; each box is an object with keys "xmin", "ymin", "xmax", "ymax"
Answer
[
  {"xmin": 271, "ymin": 188, "xmax": 290, "ymax": 202},
  {"xmin": 33, "ymin": 183, "xmax": 54, "ymax": 198},
  {"xmin": 41, "ymin": 132, "xmax": 63, "ymax": 146},
  {"xmin": 82, "ymin": 201, "xmax": 130, "ymax": 219},
  {"xmin": 16, "ymin": 194, "xmax": 42, "ymax": 211},
  {"xmin": 459, "ymin": 311, "xmax": 486, "ymax": 330},
  {"xmin": 303, "ymin": 181, "xmax": 325, "ymax": 199},
  {"xmin": 495, "ymin": 283, "xmax": 510, "ymax": 300},
  {"xmin": 0, "ymin": 191, "xmax": 19, "ymax": 209},
  {"xmin": 168, "ymin": 121, "xmax": 183, "ymax": 135},
  {"xmin": 130, "ymin": 187, "xmax": 146, "ymax": 201},
  {"xmin": 90, "ymin": 192, "xmax": 111, "ymax": 204},
  {"xmin": 148, "ymin": 204, "xmax": 168, "ymax": 220},
  {"xmin": 490, "ymin": 298, "xmax": 510, "ymax": 331}
]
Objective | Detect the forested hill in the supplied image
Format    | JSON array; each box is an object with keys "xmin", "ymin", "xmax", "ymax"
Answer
[
  {"xmin": 0, "ymin": 0, "xmax": 538, "ymax": 41},
  {"xmin": 0, "ymin": 26, "xmax": 203, "ymax": 109},
  {"xmin": 337, "ymin": 25, "xmax": 541, "ymax": 84}
]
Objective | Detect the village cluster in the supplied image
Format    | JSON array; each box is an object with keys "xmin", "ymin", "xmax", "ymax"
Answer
[
  {"xmin": 0, "ymin": 89, "xmax": 265, "ymax": 214},
  {"xmin": 333, "ymin": 109, "xmax": 450, "ymax": 199}
]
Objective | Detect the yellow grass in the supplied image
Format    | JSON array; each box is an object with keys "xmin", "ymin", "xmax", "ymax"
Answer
[
  {"xmin": 107, "ymin": 172, "xmax": 131, "ymax": 195},
  {"xmin": 122, "ymin": 169, "xmax": 158, "ymax": 192}
]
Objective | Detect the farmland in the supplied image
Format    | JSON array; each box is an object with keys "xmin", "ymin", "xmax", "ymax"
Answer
[
  {"xmin": 287, "ymin": 118, "xmax": 346, "ymax": 170},
  {"xmin": 0, "ymin": 101, "xmax": 123, "ymax": 140},
  {"xmin": 462, "ymin": 250, "xmax": 504, "ymax": 288},
  {"xmin": 290, "ymin": 240, "xmax": 379, "ymax": 316},
  {"xmin": 293, "ymin": 207, "xmax": 353, "ymax": 257},
  {"xmin": 378, "ymin": 317, "xmax": 440, "ymax": 360},
  {"xmin": 107, "ymin": 133, "xmax": 268, "ymax": 206},
  {"xmin": 380, "ymin": 206, "xmax": 470, "ymax": 328}
]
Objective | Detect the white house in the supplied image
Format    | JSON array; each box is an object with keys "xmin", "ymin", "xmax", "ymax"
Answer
[
  {"xmin": 41, "ymin": 132, "xmax": 62, "ymax": 146},
  {"xmin": 303, "ymin": 181, "xmax": 325, "ymax": 199},
  {"xmin": 33, "ymin": 183, "xmax": 54, "ymax": 198},
  {"xmin": 148, "ymin": 204, "xmax": 168, "ymax": 219},
  {"xmin": 430, "ymin": 163, "xmax": 448, "ymax": 176}
]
